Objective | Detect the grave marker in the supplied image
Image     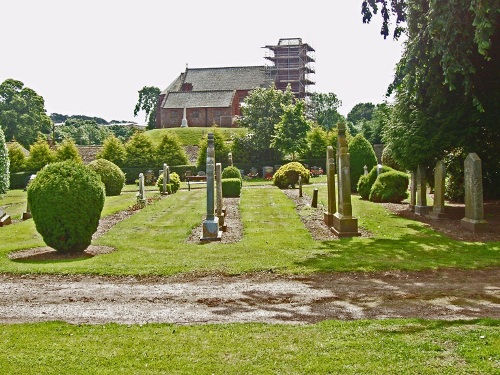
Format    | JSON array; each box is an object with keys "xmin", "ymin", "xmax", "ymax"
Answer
[
  {"xmin": 430, "ymin": 160, "xmax": 446, "ymax": 219},
  {"xmin": 461, "ymin": 153, "xmax": 489, "ymax": 233},
  {"xmin": 201, "ymin": 133, "xmax": 222, "ymax": 241},
  {"xmin": 414, "ymin": 165, "xmax": 430, "ymax": 215}
]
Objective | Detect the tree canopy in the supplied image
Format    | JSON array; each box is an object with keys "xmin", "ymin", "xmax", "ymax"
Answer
[
  {"xmin": 134, "ymin": 86, "xmax": 161, "ymax": 130},
  {"xmin": 306, "ymin": 92, "xmax": 343, "ymax": 130},
  {"xmin": 0, "ymin": 79, "xmax": 52, "ymax": 147}
]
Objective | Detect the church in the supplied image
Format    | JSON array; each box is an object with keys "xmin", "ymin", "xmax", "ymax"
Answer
[{"xmin": 155, "ymin": 38, "xmax": 315, "ymax": 128}]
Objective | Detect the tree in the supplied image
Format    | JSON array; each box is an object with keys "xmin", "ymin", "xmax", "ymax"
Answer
[
  {"xmin": 0, "ymin": 79, "xmax": 52, "ymax": 147},
  {"xmin": 237, "ymin": 85, "xmax": 295, "ymax": 161},
  {"xmin": 26, "ymin": 138, "xmax": 55, "ymax": 171},
  {"xmin": 348, "ymin": 133, "xmax": 378, "ymax": 192},
  {"xmin": 7, "ymin": 141, "xmax": 26, "ymax": 173},
  {"xmin": 347, "ymin": 102, "xmax": 375, "ymax": 126},
  {"xmin": 97, "ymin": 135, "xmax": 126, "ymax": 167},
  {"xmin": 272, "ymin": 101, "xmax": 310, "ymax": 161},
  {"xmin": 0, "ymin": 128, "xmax": 9, "ymax": 194},
  {"xmin": 306, "ymin": 92, "xmax": 343, "ymax": 130},
  {"xmin": 124, "ymin": 132, "xmax": 156, "ymax": 168},
  {"xmin": 197, "ymin": 130, "xmax": 229, "ymax": 171},
  {"xmin": 55, "ymin": 139, "xmax": 82, "ymax": 163},
  {"xmin": 359, "ymin": 103, "xmax": 392, "ymax": 144},
  {"xmin": 156, "ymin": 132, "xmax": 188, "ymax": 166},
  {"xmin": 300, "ymin": 125, "xmax": 329, "ymax": 160},
  {"xmin": 134, "ymin": 86, "xmax": 161, "ymax": 130},
  {"xmin": 55, "ymin": 118, "xmax": 110, "ymax": 145}
]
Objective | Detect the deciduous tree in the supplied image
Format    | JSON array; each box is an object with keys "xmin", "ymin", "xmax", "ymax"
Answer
[
  {"xmin": 306, "ymin": 92, "xmax": 343, "ymax": 130},
  {"xmin": 134, "ymin": 86, "xmax": 161, "ymax": 130}
]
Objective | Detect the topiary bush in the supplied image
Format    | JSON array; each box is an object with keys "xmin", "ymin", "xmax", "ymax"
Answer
[
  {"xmin": 369, "ymin": 171, "xmax": 409, "ymax": 203},
  {"xmin": 273, "ymin": 162, "xmax": 310, "ymax": 189},
  {"xmin": 221, "ymin": 166, "xmax": 242, "ymax": 180},
  {"xmin": 0, "ymin": 128, "xmax": 9, "ymax": 194},
  {"xmin": 222, "ymin": 178, "xmax": 242, "ymax": 197},
  {"xmin": 97, "ymin": 135, "xmax": 126, "ymax": 167},
  {"xmin": 348, "ymin": 133, "xmax": 377, "ymax": 192},
  {"xmin": 358, "ymin": 165, "xmax": 395, "ymax": 200},
  {"xmin": 55, "ymin": 138, "xmax": 82, "ymax": 163},
  {"xmin": 88, "ymin": 158, "xmax": 125, "ymax": 196},
  {"xmin": 27, "ymin": 160, "xmax": 105, "ymax": 253},
  {"xmin": 26, "ymin": 138, "xmax": 55, "ymax": 171},
  {"xmin": 156, "ymin": 172, "xmax": 181, "ymax": 194},
  {"xmin": 156, "ymin": 132, "xmax": 188, "ymax": 166},
  {"xmin": 124, "ymin": 132, "xmax": 156, "ymax": 168}
]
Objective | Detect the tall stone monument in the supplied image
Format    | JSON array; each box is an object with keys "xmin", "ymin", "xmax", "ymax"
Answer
[
  {"xmin": 332, "ymin": 122, "xmax": 360, "ymax": 237},
  {"xmin": 414, "ymin": 165, "xmax": 430, "ymax": 215},
  {"xmin": 181, "ymin": 107, "xmax": 188, "ymax": 128},
  {"xmin": 323, "ymin": 146, "xmax": 336, "ymax": 227},
  {"xmin": 430, "ymin": 160, "xmax": 446, "ymax": 219},
  {"xmin": 215, "ymin": 162, "xmax": 226, "ymax": 231},
  {"xmin": 162, "ymin": 163, "xmax": 168, "ymax": 195},
  {"xmin": 461, "ymin": 153, "xmax": 489, "ymax": 233},
  {"xmin": 201, "ymin": 133, "xmax": 222, "ymax": 241}
]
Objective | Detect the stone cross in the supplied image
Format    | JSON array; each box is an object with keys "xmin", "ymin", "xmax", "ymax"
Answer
[
  {"xmin": 228, "ymin": 152, "xmax": 233, "ymax": 167},
  {"xmin": 137, "ymin": 173, "xmax": 146, "ymax": 207},
  {"xmin": 461, "ymin": 153, "xmax": 488, "ymax": 233},
  {"xmin": 324, "ymin": 145, "xmax": 336, "ymax": 227},
  {"xmin": 430, "ymin": 160, "xmax": 446, "ymax": 218},
  {"xmin": 414, "ymin": 165, "xmax": 430, "ymax": 215},
  {"xmin": 201, "ymin": 133, "xmax": 221, "ymax": 241},
  {"xmin": 181, "ymin": 107, "xmax": 188, "ymax": 128}
]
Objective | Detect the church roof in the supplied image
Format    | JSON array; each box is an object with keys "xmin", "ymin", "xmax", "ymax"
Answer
[
  {"xmin": 183, "ymin": 66, "xmax": 270, "ymax": 91},
  {"xmin": 163, "ymin": 90, "xmax": 235, "ymax": 109}
]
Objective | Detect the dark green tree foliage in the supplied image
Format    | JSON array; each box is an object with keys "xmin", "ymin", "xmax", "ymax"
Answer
[
  {"xmin": 7, "ymin": 141, "xmax": 26, "ymax": 173},
  {"xmin": 55, "ymin": 139, "xmax": 82, "ymax": 163},
  {"xmin": 97, "ymin": 135, "xmax": 126, "ymax": 167},
  {"xmin": 358, "ymin": 165, "xmax": 395, "ymax": 200},
  {"xmin": 369, "ymin": 171, "xmax": 409, "ymax": 203},
  {"xmin": 272, "ymin": 100, "xmax": 310, "ymax": 161},
  {"xmin": 124, "ymin": 132, "xmax": 156, "ymax": 168},
  {"xmin": 306, "ymin": 92, "xmax": 343, "ymax": 130},
  {"xmin": 0, "ymin": 128, "xmax": 9, "ymax": 194},
  {"xmin": 237, "ymin": 85, "xmax": 295, "ymax": 161},
  {"xmin": 348, "ymin": 134, "xmax": 378, "ymax": 192},
  {"xmin": 88, "ymin": 159, "xmax": 125, "ymax": 196},
  {"xmin": 156, "ymin": 132, "xmax": 188, "ymax": 166},
  {"xmin": 196, "ymin": 130, "xmax": 229, "ymax": 171},
  {"xmin": 56, "ymin": 119, "xmax": 110, "ymax": 145},
  {"xmin": 134, "ymin": 86, "xmax": 161, "ymax": 130},
  {"xmin": 273, "ymin": 162, "xmax": 310, "ymax": 189},
  {"xmin": 26, "ymin": 138, "xmax": 55, "ymax": 171},
  {"xmin": 347, "ymin": 102, "xmax": 375, "ymax": 125},
  {"xmin": 156, "ymin": 172, "xmax": 181, "ymax": 194},
  {"xmin": 359, "ymin": 103, "xmax": 392, "ymax": 144},
  {"xmin": 0, "ymin": 79, "xmax": 52, "ymax": 147},
  {"xmin": 27, "ymin": 161, "xmax": 105, "ymax": 253},
  {"xmin": 301, "ymin": 125, "xmax": 329, "ymax": 160}
]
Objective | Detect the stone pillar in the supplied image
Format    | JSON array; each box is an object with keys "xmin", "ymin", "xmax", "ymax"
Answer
[
  {"xmin": 228, "ymin": 152, "xmax": 233, "ymax": 167},
  {"xmin": 409, "ymin": 171, "xmax": 417, "ymax": 211},
  {"xmin": 215, "ymin": 162, "xmax": 226, "ymax": 231},
  {"xmin": 298, "ymin": 175, "xmax": 303, "ymax": 197},
  {"xmin": 332, "ymin": 122, "xmax": 360, "ymax": 237},
  {"xmin": 201, "ymin": 133, "xmax": 222, "ymax": 241},
  {"xmin": 461, "ymin": 153, "xmax": 488, "ymax": 233},
  {"xmin": 324, "ymin": 146, "xmax": 336, "ymax": 226},
  {"xmin": 137, "ymin": 173, "xmax": 146, "ymax": 207},
  {"xmin": 363, "ymin": 165, "xmax": 368, "ymax": 176},
  {"xmin": 430, "ymin": 160, "xmax": 446, "ymax": 219},
  {"xmin": 181, "ymin": 107, "xmax": 188, "ymax": 128},
  {"xmin": 312, "ymin": 189, "xmax": 318, "ymax": 208},
  {"xmin": 414, "ymin": 165, "xmax": 430, "ymax": 215},
  {"xmin": 162, "ymin": 163, "xmax": 168, "ymax": 194}
]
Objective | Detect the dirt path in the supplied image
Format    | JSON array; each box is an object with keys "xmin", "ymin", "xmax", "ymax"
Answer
[{"xmin": 1, "ymin": 268, "xmax": 499, "ymax": 325}]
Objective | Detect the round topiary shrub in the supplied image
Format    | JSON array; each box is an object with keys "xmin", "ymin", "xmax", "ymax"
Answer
[
  {"xmin": 369, "ymin": 171, "xmax": 409, "ymax": 203},
  {"xmin": 27, "ymin": 160, "xmax": 105, "ymax": 253},
  {"xmin": 222, "ymin": 178, "xmax": 242, "ymax": 197},
  {"xmin": 348, "ymin": 133, "xmax": 377, "ymax": 192},
  {"xmin": 222, "ymin": 166, "xmax": 242, "ymax": 180},
  {"xmin": 156, "ymin": 172, "xmax": 181, "ymax": 194},
  {"xmin": 88, "ymin": 158, "xmax": 125, "ymax": 196},
  {"xmin": 273, "ymin": 162, "xmax": 310, "ymax": 189},
  {"xmin": 357, "ymin": 165, "xmax": 395, "ymax": 200}
]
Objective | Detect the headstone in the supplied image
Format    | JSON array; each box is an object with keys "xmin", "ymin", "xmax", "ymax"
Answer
[
  {"xmin": 298, "ymin": 175, "xmax": 303, "ymax": 197},
  {"xmin": 332, "ymin": 122, "xmax": 360, "ymax": 237},
  {"xmin": 262, "ymin": 166, "xmax": 273, "ymax": 179},
  {"xmin": 461, "ymin": 153, "xmax": 489, "ymax": 233},
  {"xmin": 201, "ymin": 133, "xmax": 222, "ymax": 241},
  {"xmin": 414, "ymin": 165, "xmax": 430, "ymax": 215},
  {"xmin": 376, "ymin": 164, "xmax": 383, "ymax": 176},
  {"xmin": 181, "ymin": 107, "xmax": 188, "ymax": 128},
  {"xmin": 144, "ymin": 170, "xmax": 155, "ymax": 185},
  {"xmin": 136, "ymin": 173, "xmax": 146, "ymax": 207},
  {"xmin": 430, "ymin": 160, "xmax": 446, "ymax": 219},
  {"xmin": 0, "ymin": 208, "xmax": 11, "ymax": 227},
  {"xmin": 363, "ymin": 165, "xmax": 368, "ymax": 176},
  {"xmin": 162, "ymin": 163, "xmax": 168, "ymax": 194},
  {"xmin": 409, "ymin": 171, "xmax": 417, "ymax": 211},
  {"xmin": 228, "ymin": 152, "xmax": 233, "ymax": 167},
  {"xmin": 215, "ymin": 162, "xmax": 226, "ymax": 231},
  {"xmin": 324, "ymin": 146, "xmax": 336, "ymax": 226},
  {"xmin": 311, "ymin": 188, "xmax": 318, "ymax": 208}
]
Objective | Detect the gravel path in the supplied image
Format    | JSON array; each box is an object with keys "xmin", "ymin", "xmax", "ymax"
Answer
[{"xmin": 1, "ymin": 268, "xmax": 499, "ymax": 325}]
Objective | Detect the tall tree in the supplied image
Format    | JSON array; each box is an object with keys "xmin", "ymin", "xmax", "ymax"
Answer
[
  {"xmin": 347, "ymin": 102, "xmax": 375, "ymax": 126},
  {"xmin": 0, "ymin": 79, "xmax": 52, "ymax": 147},
  {"xmin": 272, "ymin": 101, "xmax": 310, "ymax": 161},
  {"xmin": 134, "ymin": 86, "xmax": 161, "ymax": 130},
  {"xmin": 306, "ymin": 92, "xmax": 343, "ymax": 130}
]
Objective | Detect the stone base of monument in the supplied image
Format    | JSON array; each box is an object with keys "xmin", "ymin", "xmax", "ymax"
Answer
[
  {"xmin": 218, "ymin": 214, "xmax": 227, "ymax": 232},
  {"xmin": 461, "ymin": 218, "xmax": 489, "ymax": 233},
  {"xmin": 201, "ymin": 218, "xmax": 222, "ymax": 241},
  {"xmin": 0, "ymin": 214, "xmax": 12, "ymax": 227},
  {"xmin": 414, "ymin": 205, "xmax": 431, "ymax": 216},
  {"xmin": 22, "ymin": 212, "xmax": 32, "ymax": 221},
  {"xmin": 428, "ymin": 210, "xmax": 446, "ymax": 219},
  {"xmin": 331, "ymin": 213, "xmax": 361, "ymax": 238},
  {"xmin": 323, "ymin": 212, "xmax": 334, "ymax": 227}
]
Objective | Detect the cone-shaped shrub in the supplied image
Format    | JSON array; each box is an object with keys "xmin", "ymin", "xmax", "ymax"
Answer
[
  {"xmin": 358, "ymin": 165, "xmax": 395, "ymax": 200},
  {"xmin": 273, "ymin": 162, "xmax": 310, "ymax": 189},
  {"xmin": 369, "ymin": 171, "xmax": 409, "ymax": 203},
  {"xmin": 88, "ymin": 158, "xmax": 125, "ymax": 196},
  {"xmin": 348, "ymin": 133, "xmax": 377, "ymax": 192},
  {"xmin": 156, "ymin": 133, "xmax": 188, "ymax": 166},
  {"xmin": 55, "ymin": 138, "xmax": 82, "ymax": 163},
  {"xmin": 97, "ymin": 135, "xmax": 126, "ymax": 167},
  {"xmin": 27, "ymin": 160, "xmax": 105, "ymax": 253},
  {"xmin": 7, "ymin": 141, "xmax": 26, "ymax": 173}
]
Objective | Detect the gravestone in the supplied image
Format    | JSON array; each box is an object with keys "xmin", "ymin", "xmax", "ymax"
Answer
[
  {"xmin": 181, "ymin": 107, "xmax": 188, "ymax": 127},
  {"xmin": 376, "ymin": 164, "xmax": 383, "ymax": 176},
  {"xmin": 201, "ymin": 133, "xmax": 222, "ymax": 241},
  {"xmin": 262, "ymin": 166, "xmax": 273, "ymax": 179},
  {"xmin": 311, "ymin": 188, "xmax": 318, "ymax": 208},
  {"xmin": 298, "ymin": 175, "xmax": 303, "ymax": 197},
  {"xmin": 324, "ymin": 146, "xmax": 336, "ymax": 226},
  {"xmin": 228, "ymin": 152, "xmax": 233, "ymax": 167},
  {"xmin": 144, "ymin": 170, "xmax": 155, "ymax": 185},
  {"xmin": 414, "ymin": 165, "xmax": 430, "ymax": 215},
  {"xmin": 409, "ymin": 171, "xmax": 417, "ymax": 211},
  {"xmin": 0, "ymin": 207, "xmax": 12, "ymax": 227},
  {"xmin": 461, "ymin": 153, "xmax": 489, "ymax": 233},
  {"xmin": 162, "ymin": 163, "xmax": 168, "ymax": 194},
  {"xmin": 332, "ymin": 122, "xmax": 360, "ymax": 237},
  {"xmin": 430, "ymin": 160, "xmax": 446, "ymax": 219},
  {"xmin": 363, "ymin": 165, "xmax": 368, "ymax": 176},
  {"xmin": 136, "ymin": 173, "xmax": 146, "ymax": 207},
  {"xmin": 215, "ymin": 162, "xmax": 226, "ymax": 231}
]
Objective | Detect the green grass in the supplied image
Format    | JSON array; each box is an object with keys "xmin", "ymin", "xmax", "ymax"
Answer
[
  {"xmin": 145, "ymin": 127, "xmax": 247, "ymax": 146},
  {"xmin": 0, "ymin": 184, "xmax": 499, "ymax": 275},
  {"xmin": 0, "ymin": 319, "xmax": 498, "ymax": 374}
]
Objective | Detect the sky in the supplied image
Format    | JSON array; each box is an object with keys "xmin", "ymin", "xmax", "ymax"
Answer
[{"xmin": 1, "ymin": 0, "xmax": 405, "ymax": 123}]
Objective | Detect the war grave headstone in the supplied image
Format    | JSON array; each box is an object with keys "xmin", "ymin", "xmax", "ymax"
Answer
[
  {"xmin": 429, "ymin": 160, "xmax": 446, "ymax": 219},
  {"xmin": 461, "ymin": 153, "xmax": 489, "ymax": 233},
  {"xmin": 201, "ymin": 133, "xmax": 222, "ymax": 241},
  {"xmin": 414, "ymin": 165, "xmax": 430, "ymax": 215}
]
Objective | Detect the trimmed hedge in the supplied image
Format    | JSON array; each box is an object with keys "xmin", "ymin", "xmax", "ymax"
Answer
[
  {"xmin": 273, "ymin": 162, "xmax": 310, "ymax": 189},
  {"xmin": 156, "ymin": 172, "xmax": 181, "ymax": 194},
  {"xmin": 222, "ymin": 178, "xmax": 242, "ymax": 197},
  {"xmin": 88, "ymin": 159, "xmax": 125, "ymax": 196},
  {"xmin": 222, "ymin": 166, "xmax": 242, "ymax": 180},
  {"xmin": 27, "ymin": 161, "xmax": 105, "ymax": 253},
  {"xmin": 357, "ymin": 165, "xmax": 395, "ymax": 200},
  {"xmin": 369, "ymin": 171, "xmax": 409, "ymax": 203}
]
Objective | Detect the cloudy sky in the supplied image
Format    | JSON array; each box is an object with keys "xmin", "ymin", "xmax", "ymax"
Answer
[{"xmin": 1, "ymin": 0, "xmax": 404, "ymax": 123}]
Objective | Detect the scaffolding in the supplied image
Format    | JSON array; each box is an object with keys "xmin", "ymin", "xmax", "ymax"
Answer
[{"xmin": 263, "ymin": 38, "xmax": 315, "ymax": 99}]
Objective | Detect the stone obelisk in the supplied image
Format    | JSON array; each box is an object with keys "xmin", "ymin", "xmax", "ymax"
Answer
[
  {"xmin": 181, "ymin": 107, "xmax": 188, "ymax": 128},
  {"xmin": 201, "ymin": 133, "xmax": 222, "ymax": 241}
]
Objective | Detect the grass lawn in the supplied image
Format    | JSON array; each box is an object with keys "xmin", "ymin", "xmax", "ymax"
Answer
[
  {"xmin": 0, "ymin": 319, "xmax": 498, "ymax": 374},
  {"xmin": 145, "ymin": 127, "xmax": 247, "ymax": 146}
]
